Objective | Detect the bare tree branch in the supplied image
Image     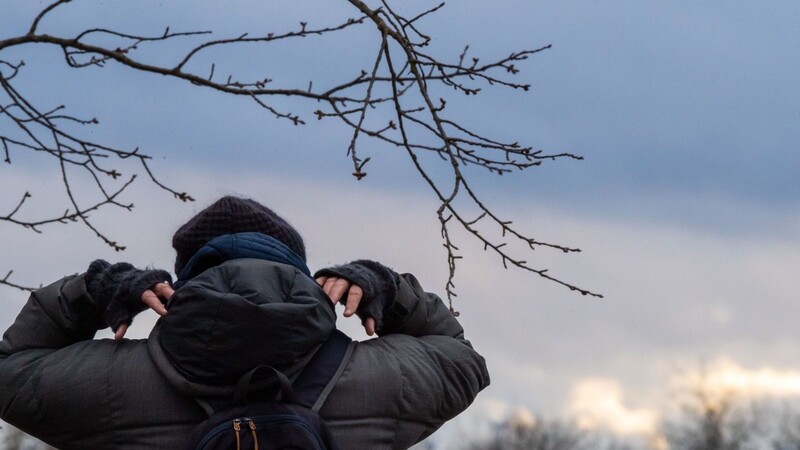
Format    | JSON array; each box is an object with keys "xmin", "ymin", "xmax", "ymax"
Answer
[
  {"xmin": 346, "ymin": 0, "xmax": 602, "ymax": 310},
  {"xmin": 0, "ymin": 271, "xmax": 37, "ymax": 292},
  {"xmin": 0, "ymin": 0, "xmax": 600, "ymax": 303}
]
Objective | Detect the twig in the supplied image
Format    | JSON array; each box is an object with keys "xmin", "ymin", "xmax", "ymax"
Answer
[
  {"xmin": 0, "ymin": 271, "xmax": 37, "ymax": 292},
  {"xmin": 1, "ymin": 0, "xmax": 601, "ymax": 304}
]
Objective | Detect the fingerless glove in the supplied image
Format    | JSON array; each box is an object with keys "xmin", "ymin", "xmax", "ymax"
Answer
[
  {"xmin": 314, "ymin": 259, "xmax": 399, "ymax": 333},
  {"xmin": 85, "ymin": 259, "xmax": 172, "ymax": 332}
]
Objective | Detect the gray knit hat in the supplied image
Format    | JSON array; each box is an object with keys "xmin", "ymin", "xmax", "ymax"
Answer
[{"xmin": 172, "ymin": 196, "xmax": 306, "ymax": 275}]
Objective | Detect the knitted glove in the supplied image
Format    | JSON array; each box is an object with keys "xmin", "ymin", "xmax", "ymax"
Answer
[
  {"xmin": 85, "ymin": 259, "xmax": 173, "ymax": 332},
  {"xmin": 314, "ymin": 259, "xmax": 399, "ymax": 332}
]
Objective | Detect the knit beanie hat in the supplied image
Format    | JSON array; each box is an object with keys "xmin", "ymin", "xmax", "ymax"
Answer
[{"xmin": 172, "ymin": 196, "xmax": 306, "ymax": 275}]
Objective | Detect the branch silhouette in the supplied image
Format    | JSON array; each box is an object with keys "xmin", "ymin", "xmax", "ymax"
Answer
[{"xmin": 0, "ymin": 0, "xmax": 601, "ymax": 302}]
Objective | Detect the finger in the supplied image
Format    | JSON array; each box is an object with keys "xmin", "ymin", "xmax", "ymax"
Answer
[
  {"xmin": 315, "ymin": 276, "xmax": 327, "ymax": 287},
  {"xmin": 365, "ymin": 317, "xmax": 376, "ymax": 336},
  {"xmin": 344, "ymin": 285, "xmax": 363, "ymax": 317},
  {"xmin": 141, "ymin": 290, "xmax": 168, "ymax": 316},
  {"xmin": 328, "ymin": 278, "xmax": 351, "ymax": 304},
  {"xmin": 152, "ymin": 282, "xmax": 175, "ymax": 302},
  {"xmin": 114, "ymin": 323, "xmax": 128, "ymax": 342},
  {"xmin": 322, "ymin": 277, "xmax": 338, "ymax": 297}
]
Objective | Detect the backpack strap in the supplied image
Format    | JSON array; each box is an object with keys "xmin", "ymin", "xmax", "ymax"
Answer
[
  {"xmin": 194, "ymin": 398, "xmax": 215, "ymax": 417},
  {"xmin": 233, "ymin": 365, "xmax": 293, "ymax": 405},
  {"xmin": 194, "ymin": 330, "xmax": 354, "ymax": 416},
  {"xmin": 291, "ymin": 329, "xmax": 354, "ymax": 411}
]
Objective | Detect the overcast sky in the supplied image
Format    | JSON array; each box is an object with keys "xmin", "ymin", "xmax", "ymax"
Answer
[{"xmin": 2, "ymin": 0, "xmax": 799, "ymax": 446}]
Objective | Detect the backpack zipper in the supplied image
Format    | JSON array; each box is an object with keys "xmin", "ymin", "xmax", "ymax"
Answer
[
  {"xmin": 244, "ymin": 418, "xmax": 259, "ymax": 450},
  {"xmin": 233, "ymin": 419, "xmax": 242, "ymax": 450},
  {"xmin": 196, "ymin": 413, "xmax": 324, "ymax": 449},
  {"xmin": 248, "ymin": 414, "xmax": 325, "ymax": 448}
]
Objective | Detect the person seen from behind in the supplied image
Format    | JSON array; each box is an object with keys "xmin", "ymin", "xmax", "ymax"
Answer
[{"xmin": 0, "ymin": 195, "xmax": 489, "ymax": 449}]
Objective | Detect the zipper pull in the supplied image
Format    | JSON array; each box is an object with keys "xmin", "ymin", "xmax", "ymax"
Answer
[
  {"xmin": 245, "ymin": 418, "xmax": 259, "ymax": 450},
  {"xmin": 233, "ymin": 419, "xmax": 242, "ymax": 450}
]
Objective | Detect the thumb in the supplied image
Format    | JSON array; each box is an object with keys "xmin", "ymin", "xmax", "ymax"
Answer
[{"xmin": 114, "ymin": 323, "xmax": 129, "ymax": 342}]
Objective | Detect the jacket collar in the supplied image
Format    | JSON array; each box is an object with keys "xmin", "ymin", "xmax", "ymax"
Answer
[{"xmin": 175, "ymin": 232, "xmax": 310, "ymax": 287}]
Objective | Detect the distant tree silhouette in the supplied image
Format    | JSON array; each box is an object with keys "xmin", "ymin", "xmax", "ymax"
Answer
[
  {"xmin": 775, "ymin": 407, "xmax": 800, "ymax": 449},
  {"xmin": 659, "ymin": 368, "xmax": 800, "ymax": 450},
  {"xmin": 463, "ymin": 413, "xmax": 636, "ymax": 450},
  {"xmin": 460, "ymin": 377, "xmax": 800, "ymax": 450}
]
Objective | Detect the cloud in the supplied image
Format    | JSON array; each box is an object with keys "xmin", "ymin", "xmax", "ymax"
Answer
[
  {"xmin": 565, "ymin": 358, "xmax": 800, "ymax": 441},
  {"xmin": 569, "ymin": 378, "xmax": 659, "ymax": 436},
  {"xmin": 676, "ymin": 358, "xmax": 800, "ymax": 400},
  {"xmin": 469, "ymin": 397, "xmax": 531, "ymax": 425}
]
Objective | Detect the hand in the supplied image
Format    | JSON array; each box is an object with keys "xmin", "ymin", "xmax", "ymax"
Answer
[
  {"xmin": 316, "ymin": 276, "xmax": 377, "ymax": 336},
  {"xmin": 114, "ymin": 281, "xmax": 175, "ymax": 341}
]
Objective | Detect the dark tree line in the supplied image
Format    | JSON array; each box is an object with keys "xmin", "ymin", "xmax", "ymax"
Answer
[{"xmin": 463, "ymin": 382, "xmax": 800, "ymax": 450}]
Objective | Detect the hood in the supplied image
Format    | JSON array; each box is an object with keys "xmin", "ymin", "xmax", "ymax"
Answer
[{"xmin": 148, "ymin": 258, "xmax": 336, "ymax": 396}]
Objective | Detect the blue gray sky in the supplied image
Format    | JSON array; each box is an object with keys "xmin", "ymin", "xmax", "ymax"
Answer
[{"xmin": 2, "ymin": 0, "xmax": 799, "ymax": 446}]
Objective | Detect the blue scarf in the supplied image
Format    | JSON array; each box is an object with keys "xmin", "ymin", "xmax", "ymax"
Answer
[{"xmin": 175, "ymin": 232, "xmax": 311, "ymax": 288}]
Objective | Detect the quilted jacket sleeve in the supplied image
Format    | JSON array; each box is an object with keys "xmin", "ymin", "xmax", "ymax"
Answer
[
  {"xmin": 321, "ymin": 272, "xmax": 490, "ymax": 449},
  {"xmin": 0, "ymin": 275, "xmax": 204, "ymax": 450},
  {"xmin": 0, "ymin": 275, "xmax": 105, "ymax": 444}
]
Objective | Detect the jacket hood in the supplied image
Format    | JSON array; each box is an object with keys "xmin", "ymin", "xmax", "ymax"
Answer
[{"xmin": 149, "ymin": 258, "xmax": 336, "ymax": 395}]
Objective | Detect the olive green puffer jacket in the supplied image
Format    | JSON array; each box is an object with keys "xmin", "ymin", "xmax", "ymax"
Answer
[{"xmin": 0, "ymin": 259, "xmax": 489, "ymax": 449}]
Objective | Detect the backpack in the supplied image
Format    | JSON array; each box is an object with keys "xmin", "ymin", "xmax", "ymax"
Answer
[{"xmin": 187, "ymin": 330, "xmax": 352, "ymax": 450}]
